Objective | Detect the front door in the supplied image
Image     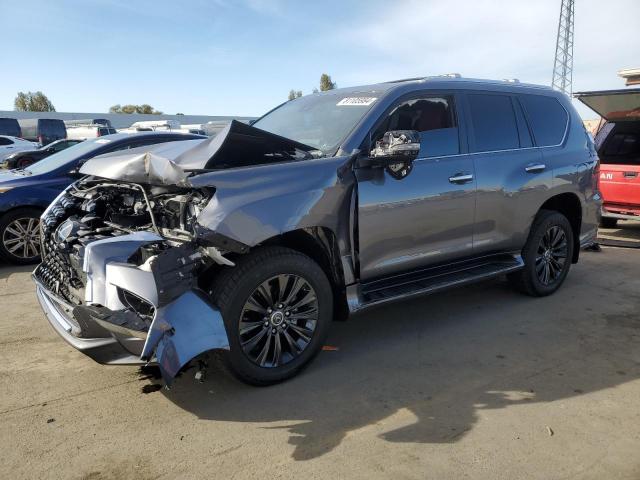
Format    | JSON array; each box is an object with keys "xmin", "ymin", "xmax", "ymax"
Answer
[{"xmin": 356, "ymin": 93, "xmax": 476, "ymax": 281}]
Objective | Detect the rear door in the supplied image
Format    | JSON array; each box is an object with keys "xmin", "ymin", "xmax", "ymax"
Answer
[
  {"xmin": 597, "ymin": 127, "xmax": 640, "ymax": 210},
  {"xmin": 576, "ymin": 89, "xmax": 640, "ymax": 211},
  {"xmin": 465, "ymin": 92, "xmax": 550, "ymax": 256}
]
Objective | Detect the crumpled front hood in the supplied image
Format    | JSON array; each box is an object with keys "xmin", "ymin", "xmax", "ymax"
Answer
[{"xmin": 80, "ymin": 120, "xmax": 317, "ymax": 186}]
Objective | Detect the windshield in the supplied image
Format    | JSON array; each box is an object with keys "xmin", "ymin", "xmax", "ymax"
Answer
[
  {"xmin": 26, "ymin": 137, "xmax": 113, "ymax": 175},
  {"xmin": 253, "ymin": 93, "xmax": 380, "ymax": 153},
  {"xmin": 40, "ymin": 140, "xmax": 61, "ymax": 151}
]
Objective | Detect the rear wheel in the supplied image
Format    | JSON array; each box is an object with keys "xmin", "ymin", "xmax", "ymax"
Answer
[
  {"xmin": 599, "ymin": 217, "xmax": 618, "ymax": 229},
  {"xmin": 509, "ymin": 210, "xmax": 574, "ymax": 297},
  {"xmin": 0, "ymin": 208, "xmax": 42, "ymax": 264},
  {"xmin": 210, "ymin": 247, "xmax": 333, "ymax": 385},
  {"xmin": 17, "ymin": 157, "xmax": 33, "ymax": 169}
]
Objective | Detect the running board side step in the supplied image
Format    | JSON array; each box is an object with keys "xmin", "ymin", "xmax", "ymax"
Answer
[{"xmin": 346, "ymin": 254, "xmax": 524, "ymax": 313}]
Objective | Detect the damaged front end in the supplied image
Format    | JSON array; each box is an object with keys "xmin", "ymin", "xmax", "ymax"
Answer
[
  {"xmin": 34, "ymin": 120, "xmax": 356, "ymax": 386},
  {"xmin": 34, "ymin": 178, "xmax": 239, "ymax": 384}
]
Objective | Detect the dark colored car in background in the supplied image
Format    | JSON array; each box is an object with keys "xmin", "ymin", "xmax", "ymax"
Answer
[
  {"xmin": 576, "ymin": 88, "xmax": 640, "ymax": 227},
  {"xmin": 18, "ymin": 118, "xmax": 67, "ymax": 146},
  {"xmin": 3, "ymin": 139, "xmax": 84, "ymax": 170},
  {"xmin": 32, "ymin": 77, "xmax": 601, "ymax": 387},
  {"xmin": 0, "ymin": 131, "xmax": 205, "ymax": 264},
  {"xmin": 0, "ymin": 118, "xmax": 22, "ymax": 137}
]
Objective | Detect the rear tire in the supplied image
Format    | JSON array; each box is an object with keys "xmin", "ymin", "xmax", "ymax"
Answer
[
  {"xmin": 509, "ymin": 210, "xmax": 574, "ymax": 297},
  {"xmin": 17, "ymin": 157, "xmax": 33, "ymax": 169},
  {"xmin": 0, "ymin": 208, "xmax": 42, "ymax": 265},
  {"xmin": 599, "ymin": 217, "xmax": 618, "ymax": 229},
  {"xmin": 209, "ymin": 246, "xmax": 333, "ymax": 386}
]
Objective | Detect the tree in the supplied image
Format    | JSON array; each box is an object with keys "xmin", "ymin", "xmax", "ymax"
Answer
[
  {"xmin": 109, "ymin": 104, "xmax": 163, "ymax": 114},
  {"xmin": 287, "ymin": 89, "xmax": 303, "ymax": 101},
  {"xmin": 14, "ymin": 91, "xmax": 56, "ymax": 112},
  {"xmin": 319, "ymin": 73, "xmax": 336, "ymax": 91}
]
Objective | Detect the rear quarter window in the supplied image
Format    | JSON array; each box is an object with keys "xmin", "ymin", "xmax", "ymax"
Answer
[{"xmin": 519, "ymin": 94, "xmax": 568, "ymax": 146}]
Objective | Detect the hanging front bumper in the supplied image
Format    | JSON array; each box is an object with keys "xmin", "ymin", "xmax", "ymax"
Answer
[{"xmin": 33, "ymin": 232, "xmax": 231, "ymax": 384}]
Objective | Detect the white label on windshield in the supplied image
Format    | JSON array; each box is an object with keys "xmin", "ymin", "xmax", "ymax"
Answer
[
  {"xmin": 337, "ymin": 97, "xmax": 377, "ymax": 106},
  {"xmin": 94, "ymin": 139, "xmax": 112, "ymax": 144}
]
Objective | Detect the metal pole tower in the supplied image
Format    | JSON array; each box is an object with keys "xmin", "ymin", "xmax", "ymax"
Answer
[{"xmin": 551, "ymin": 0, "xmax": 575, "ymax": 95}]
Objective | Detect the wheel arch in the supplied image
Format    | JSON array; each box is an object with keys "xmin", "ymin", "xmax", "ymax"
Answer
[
  {"xmin": 260, "ymin": 227, "xmax": 349, "ymax": 320},
  {"xmin": 538, "ymin": 192, "xmax": 582, "ymax": 263}
]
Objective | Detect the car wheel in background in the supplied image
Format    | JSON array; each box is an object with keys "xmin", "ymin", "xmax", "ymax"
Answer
[
  {"xmin": 16, "ymin": 157, "xmax": 33, "ymax": 169},
  {"xmin": 0, "ymin": 208, "xmax": 42, "ymax": 265},
  {"xmin": 509, "ymin": 209, "xmax": 574, "ymax": 297},
  {"xmin": 599, "ymin": 217, "xmax": 618, "ymax": 229},
  {"xmin": 210, "ymin": 246, "xmax": 333, "ymax": 385}
]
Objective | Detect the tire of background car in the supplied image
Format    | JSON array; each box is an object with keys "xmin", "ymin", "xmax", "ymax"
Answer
[
  {"xmin": 0, "ymin": 207, "xmax": 42, "ymax": 265},
  {"xmin": 209, "ymin": 246, "xmax": 333, "ymax": 386},
  {"xmin": 599, "ymin": 217, "xmax": 617, "ymax": 229},
  {"xmin": 16, "ymin": 157, "xmax": 33, "ymax": 169},
  {"xmin": 508, "ymin": 209, "xmax": 575, "ymax": 297}
]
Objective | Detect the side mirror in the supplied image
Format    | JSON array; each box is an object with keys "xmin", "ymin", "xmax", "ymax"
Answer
[{"xmin": 369, "ymin": 130, "xmax": 420, "ymax": 165}]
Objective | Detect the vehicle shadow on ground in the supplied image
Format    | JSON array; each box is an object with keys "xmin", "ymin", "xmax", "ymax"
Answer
[
  {"xmin": 161, "ymin": 257, "xmax": 640, "ymax": 461},
  {"xmin": 0, "ymin": 263, "xmax": 34, "ymax": 283},
  {"xmin": 598, "ymin": 220, "xmax": 640, "ymax": 247}
]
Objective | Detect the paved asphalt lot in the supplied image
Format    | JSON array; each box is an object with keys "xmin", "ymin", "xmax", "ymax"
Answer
[{"xmin": 1, "ymin": 224, "xmax": 639, "ymax": 479}]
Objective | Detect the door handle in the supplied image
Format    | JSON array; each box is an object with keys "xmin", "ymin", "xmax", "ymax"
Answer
[
  {"xmin": 525, "ymin": 163, "xmax": 546, "ymax": 173},
  {"xmin": 448, "ymin": 173, "xmax": 474, "ymax": 184}
]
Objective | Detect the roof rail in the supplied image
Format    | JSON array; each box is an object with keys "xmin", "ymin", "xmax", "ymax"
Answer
[{"xmin": 502, "ymin": 78, "xmax": 521, "ymax": 83}]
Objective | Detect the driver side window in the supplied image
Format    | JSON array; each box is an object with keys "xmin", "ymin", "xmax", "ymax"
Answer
[{"xmin": 373, "ymin": 96, "xmax": 460, "ymax": 158}]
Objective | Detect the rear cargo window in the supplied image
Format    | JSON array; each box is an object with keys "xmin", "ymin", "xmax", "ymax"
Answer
[
  {"xmin": 520, "ymin": 94, "xmax": 568, "ymax": 146},
  {"xmin": 467, "ymin": 94, "xmax": 519, "ymax": 152},
  {"xmin": 604, "ymin": 133, "xmax": 640, "ymax": 156}
]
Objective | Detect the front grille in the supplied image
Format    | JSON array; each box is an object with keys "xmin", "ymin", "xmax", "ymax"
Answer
[
  {"xmin": 36, "ymin": 195, "xmax": 86, "ymax": 304},
  {"xmin": 35, "ymin": 246, "xmax": 85, "ymax": 304}
]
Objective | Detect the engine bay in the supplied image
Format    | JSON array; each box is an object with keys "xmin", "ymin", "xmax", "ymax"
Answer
[{"xmin": 36, "ymin": 178, "xmax": 214, "ymax": 305}]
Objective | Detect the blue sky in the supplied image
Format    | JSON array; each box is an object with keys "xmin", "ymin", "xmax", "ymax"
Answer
[{"xmin": 1, "ymin": 0, "xmax": 638, "ymax": 118}]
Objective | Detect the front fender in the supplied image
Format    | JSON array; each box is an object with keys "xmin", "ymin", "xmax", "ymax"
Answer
[{"xmin": 191, "ymin": 155, "xmax": 354, "ymax": 247}]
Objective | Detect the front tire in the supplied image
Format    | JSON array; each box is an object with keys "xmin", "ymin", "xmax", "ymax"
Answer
[
  {"xmin": 0, "ymin": 208, "xmax": 42, "ymax": 265},
  {"xmin": 509, "ymin": 210, "xmax": 574, "ymax": 297},
  {"xmin": 210, "ymin": 247, "xmax": 333, "ymax": 385}
]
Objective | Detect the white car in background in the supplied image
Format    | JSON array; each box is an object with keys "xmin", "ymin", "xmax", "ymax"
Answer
[
  {"xmin": 66, "ymin": 124, "xmax": 117, "ymax": 140},
  {"xmin": 0, "ymin": 136, "xmax": 39, "ymax": 162}
]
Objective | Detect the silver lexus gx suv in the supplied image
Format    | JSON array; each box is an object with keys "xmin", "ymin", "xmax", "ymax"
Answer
[{"xmin": 33, "ymin": 76, "xmax": 601, "ymax": 386}]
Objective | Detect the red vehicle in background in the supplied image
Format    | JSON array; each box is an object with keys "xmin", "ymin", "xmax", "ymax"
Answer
[{"xmin": 576, "ymin": 89, "xmax": 640, "ymax": 228}]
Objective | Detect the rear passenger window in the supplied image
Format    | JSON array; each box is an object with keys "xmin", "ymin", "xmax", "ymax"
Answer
[
  {"xmin": 520, "ymin": 94, "xmax": 568, "ymax": 146},
  {"xmin": 468, "ymin": 94, "xmax": 519, "ymax": 152}
]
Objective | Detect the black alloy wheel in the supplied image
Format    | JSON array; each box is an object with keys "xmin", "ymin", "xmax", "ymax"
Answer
[{"xmin": 239, "ymin": 274, "xmax": 319, "ymax": 368}]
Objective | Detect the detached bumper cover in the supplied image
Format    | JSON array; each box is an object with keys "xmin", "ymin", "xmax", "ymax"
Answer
[{"xmin": 34, "ymin": 232, "xmax": 230, "ymax": 384}]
